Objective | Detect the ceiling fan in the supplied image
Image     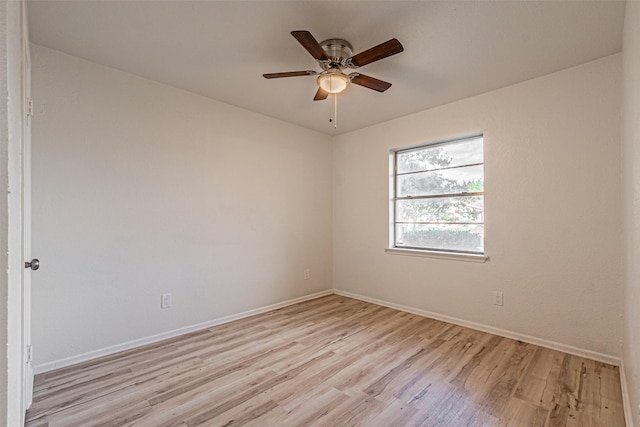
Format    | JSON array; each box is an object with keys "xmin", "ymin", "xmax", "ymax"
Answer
[{"xmin": 263, "ymin": 30, "xmax": 404, "ymax": 101}]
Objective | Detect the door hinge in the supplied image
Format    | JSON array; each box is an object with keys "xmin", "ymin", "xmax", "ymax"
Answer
[
  {"xmin": 26, "ymin": 345, "xmax": 32, "ymax": 364},
  {"xmin": 27, "ymin": 98, "xmax": 33, "ymax": 117}
]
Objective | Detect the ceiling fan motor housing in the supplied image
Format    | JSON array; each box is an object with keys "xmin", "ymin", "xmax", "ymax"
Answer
[{"xmin": 320, "ymin": 38, "xmax": 353, "ymax": 69}]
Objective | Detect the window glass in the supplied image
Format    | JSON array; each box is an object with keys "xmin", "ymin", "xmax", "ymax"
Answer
[{"xmin": 392, "ymin": 135, "xmax": 484, "ymax": 254}]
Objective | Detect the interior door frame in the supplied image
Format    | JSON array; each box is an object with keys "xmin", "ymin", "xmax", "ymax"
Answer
[
  {"xmin": 4, "ymin": 0, "xmax": 32, "ymax": 423},
  {"xmin": 21, "ymin": 0, "xmax": 34, "ymax": 409}
]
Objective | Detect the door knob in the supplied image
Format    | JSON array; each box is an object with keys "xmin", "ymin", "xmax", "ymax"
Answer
[{"xmin": 25, "ymin": 259, "xmax": 39, "ymax": 271}]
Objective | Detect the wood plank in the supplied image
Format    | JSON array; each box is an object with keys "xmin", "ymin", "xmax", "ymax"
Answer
[{"xmin": 26, "ymin": 295, "xmax": 626, "ymax": 427}]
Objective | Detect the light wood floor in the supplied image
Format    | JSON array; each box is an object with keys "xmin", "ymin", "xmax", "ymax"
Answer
[{"xmin": 26, "ymin": 295, "xmax": 626, "ymax": 426}]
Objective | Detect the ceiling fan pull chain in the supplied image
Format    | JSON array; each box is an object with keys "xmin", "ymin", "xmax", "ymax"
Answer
[
  {"xmin": 334, "ymin": 93, "xmax": 338, "ymax": 129},
  {"xmin": 329, "ymin": 77, "xmax": 333, "ymax": 125},
  {"xmin": 329, "ymin": 75, "xmax": 337, "ymax": 128}
]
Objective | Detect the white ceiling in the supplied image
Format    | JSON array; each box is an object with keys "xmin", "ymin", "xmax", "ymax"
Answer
[{"xmin": 27, "ymin": 0, "xmax": 626, "ymax": 136}]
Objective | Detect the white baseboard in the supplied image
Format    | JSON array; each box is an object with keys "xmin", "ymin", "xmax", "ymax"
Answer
[
  {"xmin": 34, "ymin": 290, "xmax": 334, "ymax": 374},
  {"xmin": 620, "ymin": 360, "xmax": 636, "ymax": 427},
  {"xmin": 35, "ymin": 287, "xmax": 622, "ymax": 373},
  {"xmin": 333, "ymin": 289, "xmax": 622, "ymax": 367},
  {"xmin": 36, "ymin": 287, "xmax": 631, "ymax": 422}
]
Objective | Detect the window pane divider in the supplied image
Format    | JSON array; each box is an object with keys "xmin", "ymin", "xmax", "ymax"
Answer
[
  {"xmin": 396, "ymin": 162, "xmax": 484, "ymax": 176},
  {"xmin": 395, "ymin": 191, "xmax": 484, "ymax": 201},
  {"xmin": 395, "ymin": 221, "xmax": 483, "ymax": 225}
]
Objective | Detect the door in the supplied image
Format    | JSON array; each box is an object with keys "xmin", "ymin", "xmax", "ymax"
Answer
[{"xmin": 21, "ymin": 2, "xmax": 34, "ymax": 408}]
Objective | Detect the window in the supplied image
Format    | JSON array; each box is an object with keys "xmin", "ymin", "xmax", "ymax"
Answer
[{"xmin": 391, "ymin": 134, "xmax": 484, "ymax": 255}]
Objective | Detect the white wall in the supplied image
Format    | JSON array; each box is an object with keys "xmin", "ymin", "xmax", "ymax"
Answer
[
  {"xmin": 333, "ymin": 54, "xmax": 623, "ymax": 359},
  {"xmin": 30, "ymin": 45, "xmax": 333, "ymax": 368},
  {"xmin": 1, "ymin": 0, "xmax": 28, "ymax": 425},
  {"xmin": 622, "ymin": 0, "xmax": 640, "ymax": 424}
]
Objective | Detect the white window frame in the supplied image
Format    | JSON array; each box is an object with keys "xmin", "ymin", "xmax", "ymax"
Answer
[{"xmin": 386, "ymin": 134, "xmax": 488, "ymax": 263}]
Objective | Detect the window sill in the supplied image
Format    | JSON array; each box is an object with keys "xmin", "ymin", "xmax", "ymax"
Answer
[{"xmin": 385, "ymin": 247, "xmax": 489, "ymax": 263}]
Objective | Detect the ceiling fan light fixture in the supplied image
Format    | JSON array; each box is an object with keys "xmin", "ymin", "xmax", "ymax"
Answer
[{"xmin": 317, "ymin": 71, "xmax": 349, "ymax": 94}]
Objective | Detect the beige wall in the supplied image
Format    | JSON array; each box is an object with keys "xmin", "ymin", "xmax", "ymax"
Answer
[
  {"xmin": 333, "ymin": 54, "xmax": 623, "ymax": 359},
  {"xmin": 30, "ymin": 33, "xmax": 634, "ymax": 417},
  {"xmin": 30, "ymin": 45, "xmax": 333, "ymax": 369},
  {"xmin": 622, "ymin": 0, "xmax": 640, "ymax": 424}
]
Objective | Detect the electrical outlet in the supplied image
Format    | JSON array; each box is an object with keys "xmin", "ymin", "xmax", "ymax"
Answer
[
  {"xmin": 492, "ymin": 291, "xmax": 503, "ymax": 306},
  {"xmin": 304, "ymin": 269, "xmax": 310, "ymax": 280},
  {"xmin": 161, "ymin": 293, "xmax": 172, "ymax": 309}
]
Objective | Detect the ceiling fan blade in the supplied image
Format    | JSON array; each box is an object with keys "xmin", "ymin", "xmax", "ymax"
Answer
[
  {"xmin": 314, "ymin": 87, "xmax": 329, "ymax": 101},
  {"xmin": 263, "ymin": 70, "xmax": 317, "ymax": 79},
  {"xmin": 349, "ymin": 38, "xmax": 404, "ymax": 67},
  {"xmin": 291, "ymin": 31, "xmax": 329, "ymax": 61},
  {"xmin": 351, "ymin": 74, "xmax": 392, "ymax": 92}
]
